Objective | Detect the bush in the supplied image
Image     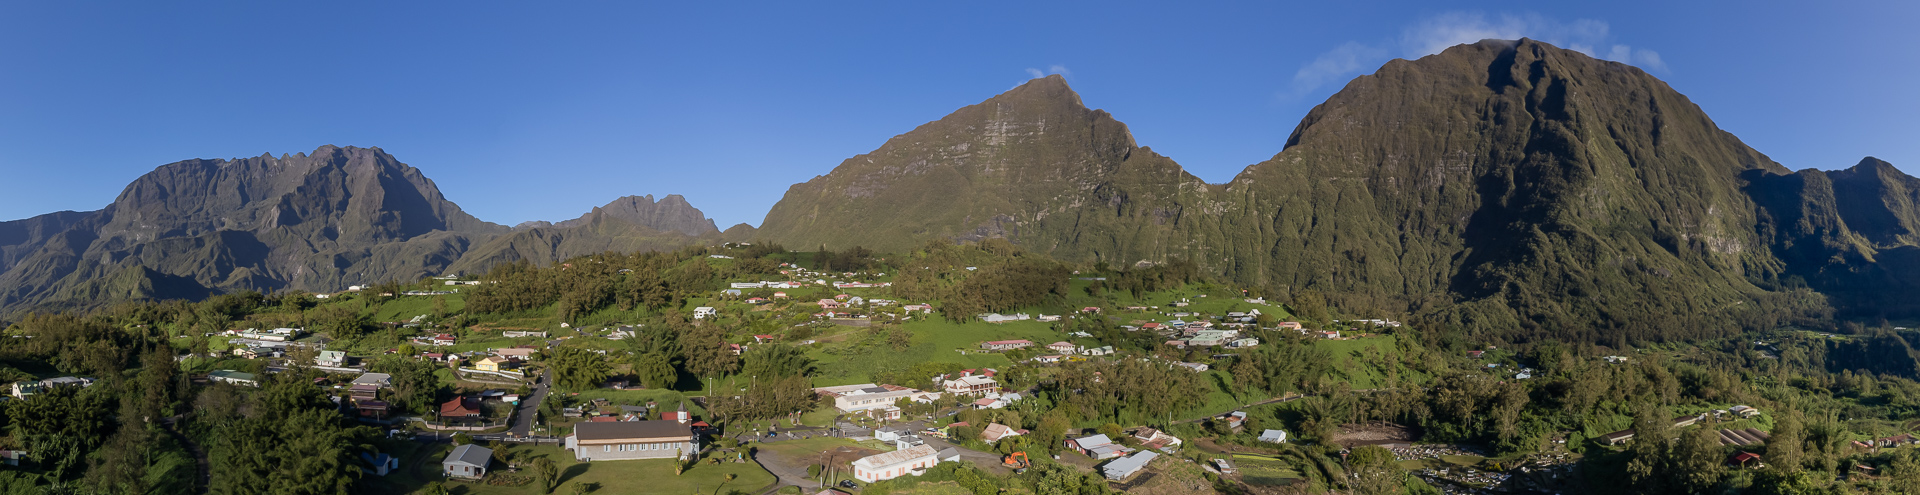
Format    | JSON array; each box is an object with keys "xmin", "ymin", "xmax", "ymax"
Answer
[{"xmin": 808, "ymin": 464, "xmax": 822, "ymax": 479}]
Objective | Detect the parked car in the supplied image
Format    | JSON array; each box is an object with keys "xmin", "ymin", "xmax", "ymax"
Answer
[{"xmin": 841, "ymin": 480, "xmax": 857, "ymax": 488}]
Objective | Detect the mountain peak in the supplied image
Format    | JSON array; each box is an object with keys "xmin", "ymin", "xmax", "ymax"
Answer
[
  {"xmin": 991, "ymin": 74, "xmax": 1085, "ymax": 110},
  {"xmin": 553, "ymin": 194, "xmax": 719, "ymax": 236}
]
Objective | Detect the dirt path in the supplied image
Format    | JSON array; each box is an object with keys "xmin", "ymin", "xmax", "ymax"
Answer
[{"xmin": 159, "ymin": 417, "xmax": 210, "ymax": 494}]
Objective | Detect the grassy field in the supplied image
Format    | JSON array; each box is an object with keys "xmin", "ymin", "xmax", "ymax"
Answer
[
  {"xmin": 384, "ymin": 443, "xmax": 775, "ymax": 495},
  {"xmin": 806, "ymin": 318, "xmax": 1063, "ymax": 386}
]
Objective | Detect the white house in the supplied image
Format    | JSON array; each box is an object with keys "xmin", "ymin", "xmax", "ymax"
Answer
[
  {"xmin": 851, "ymin": 445, "xmax": 941, "ymax": 483},
  {"xmin": 442, "ymin": 444, "xmax": 491, "ymax": 479},
  {"xmin": 1258, "ymin": 429, "xmax": 1288, "ymax": 443},
  {"xmin": 693, "ymin": 307, "xmax": 718, "ymax": 319}
]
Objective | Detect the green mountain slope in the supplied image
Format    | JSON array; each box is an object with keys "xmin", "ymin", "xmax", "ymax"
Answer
[
  {"xmin": 758, "ymin": 39, "xmax": 1920, "ymax": 338},
  {"xmin": 756, "ymin": 74, "xmax": 1223, "ymax": 260}
]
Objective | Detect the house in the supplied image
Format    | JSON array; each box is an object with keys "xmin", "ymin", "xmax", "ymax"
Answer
[
  {"xmin": 875, "ymin": 426, "xmax": 908, "ymax": 443},
  {"xmin": 317, "ymin": 350, "xmax": 348, "ymax": 367},
  {"xmin": 1131, "ymin": 428, "xmax": 1184, "ymax": 451},
  {"xmin": 1731, "ymin": 452, "xmax": 1763, "ymax": 468},
  {"xmin": 1085, "ymin": 346, "xmax": 1116, "ymax": 356},
  {"xmin": 353, "ymin": 373, "xmax": 393, "ymax": 388},
  {"xmin": 1213, "ymin": 458, "xmax": 1236, "ymax": 474},
  {"xmin": 0, "ymin": 449, "xmax": 23, "ymax": 467},
  {"xmin": 1467, "ymin": 350, "xmax": 1485, "ymax": 359},
  {"xmin": 1229, "ymin": 338, "xmax": 1260, "ymax": 348},
  {"xmin": 431, "ymin": 334, "xmax": 456, "ymax": 346},
  {"xmin": 693, "ymin": 307, "xmax": 717, "ymax": 319},
  {"xmin": 980, "ymin": 313, "xmax": 1031, "ymax": 323},
  {"xmin": 817, "ymin": 299, "xmax": 841, "ymax": 309},
  {"xmin": 971, "ymin": 397, "xmax": 1007, "ymax": 410},
  {"xmin": 1173, "ymin": 362, "xmax": 1209, "ymax": 372},
  {"xmin": 1600, "ymin": 429, "xmax": 1637, "ymax": 446},
  {"xmin": 1033, "ymin": 355, "xmax": 1063, "ymax": 364},
  {"xmin": 474, "ymin": 356, "xmax": 511, "ymax": 372},
  {"xmin": 1258, "ymin": 429, "xmax": 1289, "ymax": 443},
  {"xmin": 851, "ymin": 444, "xmax": 941, "ymax": 483},
  {"xmin": 1066, "ymin": 434, "xmax": 1132, "ymax": 459},
  {"xmin": 943, "ymin": 375, "xmax": 1000, "ymax": 397},
  {"xmin": 349, "ymin": 384, "xmax": 381, "ymax": 402},
  {"xmin": 565, "ymin": 421, "xmax": 698, "ymax": 461},
  {"xmin": 1037, "ymin": 314, "xmax": 1061, "ymax": 322},
  {"xmin": 495, "ymin": 348, "xmax": 537, "ymax": 360},
  {"xmin": 442, "ymin": 444, "xmax": 492, "ymax": 479},
  {"xmin": 1046, "ymin": 341, "xmax": 1078, "ymax": 354},
  {"xmin": 746, "ymin": 297, "xmax": 769, "ymax": 305},
  {"xmin": 440, "ymin": 397, "xmax": 481, "ymax": 419},
  {"xmin": 208, "ymin": 370, "xmax": 259, "ymax": 387},
  {"xmin": 1102, "ymin": 451, "xmax": 1158, "ymax": 480},
  {"xmin": 824, "ymin": 384, "xmax": 920, "ymax": 418},
  {"xmin": 356, "ymin": 400, "xmax": 391, "ymax": 419},
  {"xmin": 1318, "ymin": 330, "xmax": 1341, "ymax": 339},
  {"xmin": 1729, "ymin": 405, "xmax": 1762, "ymax": 418},
  {"xmin": 980, "ymin": 423, "xmax": 1022, "ymax": 443},
  {"xmin": 1224, "ymin": 411, "xmax": 1248, "ymax": 431},
  {"xmin": 753, "ymin": 334, "xmax": 775, "ymax": 343},
  {"xmin": 978, "ymin": 340, "xmax": 1034, "ymax": 351}
]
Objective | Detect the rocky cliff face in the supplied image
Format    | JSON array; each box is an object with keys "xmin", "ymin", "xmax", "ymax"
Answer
[
  {"xmin": 555, "ymin": 195, "xmax": 720, "ymax": 236},
  {"xmin": 0, "ymin": 146, "xmax": 745, "ymax": 315},
  {"xmin": 756, "ymin": 74, "xmax": 1219, "ymax": 259},
  {"xmin": 0, "ymin": 146, "xmax": 511, "ymax": 312},
  {"xmin": 758, "ymin": 39, "xmax": 1920, "ymax": 337}
]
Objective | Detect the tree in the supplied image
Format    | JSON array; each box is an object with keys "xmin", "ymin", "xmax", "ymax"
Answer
[
  {"xmin": 739, "ymin": 344, "xmax": 815, "ymax": 379},
  {"xmin": 634, "ymin": 352, "xmax": 677, "ymax": 389},
  {"xmin": 451, "ymin": 433, "xmax": 473, "ymax": 446},
  {"xmin": 534, "ymin": 457, "xmax": 559, "ymax": 494},
  {"xmin": 1347, "ymin": 445, "xmax": 1406, "ymax": 495},
  {"xmin": 1669, "ymin": 420, "xmax": 1726, "ymax": 493},
  {"xmin": 550, "ymin": 347, "xmax": 612, "ymax": 391},
  {"xmin": 1766, "ymin": 411, "xmax": 1806, "ymax": 472}
]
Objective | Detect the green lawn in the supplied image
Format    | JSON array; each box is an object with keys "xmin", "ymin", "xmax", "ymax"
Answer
[
  {"xmin": 806, "ymin": 318, "xmax": 1060, "ymax": 386},
  {"xmin": 396, "ymin": 444, "xmax": 775, "ymax": 495}
]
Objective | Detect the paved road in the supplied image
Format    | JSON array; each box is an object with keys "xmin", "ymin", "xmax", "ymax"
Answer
[{"xmin": 510, "ymin": 367, "xmax": 554, "ymax": 436}]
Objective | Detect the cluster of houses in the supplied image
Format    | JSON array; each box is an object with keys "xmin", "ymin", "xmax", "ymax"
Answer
[{"xmin": 814, "ymin": 383, "xmax": 943, "ymax": 421}]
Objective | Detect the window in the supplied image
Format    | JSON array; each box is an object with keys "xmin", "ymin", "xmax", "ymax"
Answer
[{"xmin": 603, "ymin": 445, "xmax": 610, "ymax": 452}]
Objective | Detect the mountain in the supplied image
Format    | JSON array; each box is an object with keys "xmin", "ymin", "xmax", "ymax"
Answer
[
  {"xmin": 759, "ymin": 39, "xmax": 1920, "ymax": 339},
  {"xmin": 0, "ymin": 146, "xmax": 745, "ymax": 316},
  {"xmin": 447, "ymin": 194, "xmax": 747, "ymax": 272},
  {"xmin": 0, "ymin": 145, "xmax": 513, "ymax": 313},
  {"xmin": 554, "ymin": 195, "xmax": 719, "ymax": 236},
  {"xmin": 757, "ymin": 74, "xmax": 1218, "ymax": 258}
]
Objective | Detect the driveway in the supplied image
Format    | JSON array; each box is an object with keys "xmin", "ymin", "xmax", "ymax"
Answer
[
  {"xmin": 921, "ymin": 436, "xmax": 1012, "ymax": 475},
  {"xmin": 510, "ymin": 367, "xmax": 554, "ymax": 436}
]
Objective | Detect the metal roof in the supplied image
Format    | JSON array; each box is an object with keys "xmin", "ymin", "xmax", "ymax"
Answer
[{"xmin": 444, "ymin": 444, "xmax": 492, "ymax": 468}]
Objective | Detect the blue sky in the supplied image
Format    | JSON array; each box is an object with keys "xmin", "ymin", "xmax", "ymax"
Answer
[{"xmin": 2, "ymin": 1, "xmax": 1916, "ymax": 227}]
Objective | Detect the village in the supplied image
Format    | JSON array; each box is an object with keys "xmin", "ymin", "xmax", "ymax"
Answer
[{"xmin": 5, "ymin": 247, "xmax": 1919, "ymax": 495}]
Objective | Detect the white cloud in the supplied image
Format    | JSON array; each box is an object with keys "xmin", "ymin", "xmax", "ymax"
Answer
[
  {"xmin": 1292, "ymin": 42, "xmax": 1388, "ymax": 93},
  {"xmin": 1048, "ymin": 65, "xmax": 1071, "ymax": 77},
  {"xmin": 1287, "ymin": 12, "xmax": 1667, "ymax": 97},
  {"xmin": 1025, "ymin": 68, "xmax": 1045, "ymax": 79}
]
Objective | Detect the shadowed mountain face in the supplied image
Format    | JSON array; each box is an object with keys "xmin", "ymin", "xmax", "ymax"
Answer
[
  {"xmin": 757, "ymin": 39, "xmax": 1920, "ymax": 338},
  {"xmin": 0, "ymin": 146, "xmax": 744, "ymax": 315},
  {"xmin": 554, "ymin": 195, "xmax": 719, "ymax": 236},
  {"xmin": 0, "ymin": 146, "xmax": 513, "ymax": 312}
]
